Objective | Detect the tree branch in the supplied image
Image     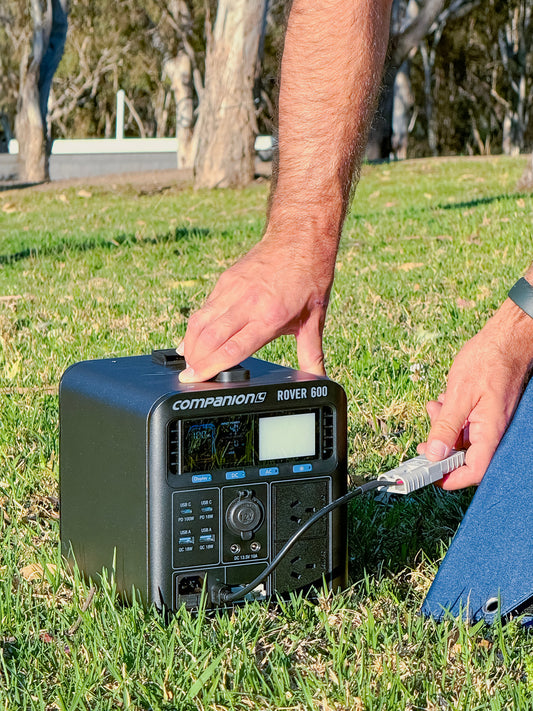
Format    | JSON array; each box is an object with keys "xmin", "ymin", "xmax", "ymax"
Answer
[
  {"xmin": 124, "ymin": 93, "xmax": 147, "ymax": 137},
  {"xmin": 393, "ymin": 0, "xmax": 447, "ymax": 64}
]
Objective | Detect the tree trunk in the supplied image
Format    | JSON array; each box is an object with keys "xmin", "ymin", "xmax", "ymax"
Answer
[
  {"xmin": 15, "ymin": 0, "xmax": 68, "ymax": 182},
  {"xmin": 502, "ymin": 112, "xmax": 522, "ymax": 157},
  {"xmin": 420, "ymin": 43, "xmax": 438, "ymax": 155},
  {"xmin": 517, "ymin": 153, "xmax": 533, "ymax": 191},
  {"xmin": 165, "ymin": 53, "xmax": 195, "ymax": 169},
  {"xmin": 391, "ymin": 59, "xmax": 414, "ymax": 160},
  {"xmin": 366, "ymin": 0, "xmax": 447, "ymax": 161},
  {"xmin": 193, "ymin": 0, "xmax": 267, "ymax": 188},
  {"xmin": 16, "ymin": 62, "xmax": 45, "ymax": 182},
  {"xmin": 366, "ymin": 64, "xmax": 396, "ymax": 162},
  {"xmin": 498, "ymin": 2, "xmax": 530, "ymax": 156}
]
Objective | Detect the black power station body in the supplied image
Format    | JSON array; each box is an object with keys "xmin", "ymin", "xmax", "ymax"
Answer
[{"xmin": 59, "ymin": 351, "xmax": 347, "ymax": 610}]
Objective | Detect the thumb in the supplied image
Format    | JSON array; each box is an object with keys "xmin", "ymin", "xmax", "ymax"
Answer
[
  {"xmin": 425, "ymin": 397, "xmax": 469, "ymax": 461},
  {"xmin": 295, "ymin": 317, "xmax": 326, "ymax": 376}
]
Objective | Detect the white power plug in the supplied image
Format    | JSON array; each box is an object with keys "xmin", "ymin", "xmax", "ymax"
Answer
[{"xmin": 377, "ymin": 450, "xmax": 466, "ymax": 494}]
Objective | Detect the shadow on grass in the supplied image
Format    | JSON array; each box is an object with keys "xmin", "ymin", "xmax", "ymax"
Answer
[
  {"xmin": 351, "ymin": 192, "xmax": 527, "ymax": 223},
  {"xmin": 438, "ymin": 193, "xmax": 527, "ymax": 211},
  {"xmin": 0, "ymin": 180, "xmax": 45, "ymax": 192},
  {"xmin": 0, "ymin": 226, "xmax": 210, "ymax": 265},
  {"xmin": 347, "ymin": 485, "xmax": 473, "ymax": 581}
]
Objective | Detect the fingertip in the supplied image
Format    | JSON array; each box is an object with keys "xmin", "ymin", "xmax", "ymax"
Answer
[
  {"xmin": 295, "ymin": 348, "xmax": 326, "ymax": 377},
  {"xmin": 299, "ymin": 361, "xmax": 327, "ymax": 377},
  {"xmin": 178, "ymin": 366, "xmax": 197, "ymax": 383},
  {"xmin": 426, "ymin": 399, "xmax": 443, "ymax": 421},
  {"xmin": 295, "ymin": 319, "xmax": 326, "ymax": 378},
  {"xmin": 425, "ymin": 439, "xmax": 451, "ymax": 461}
]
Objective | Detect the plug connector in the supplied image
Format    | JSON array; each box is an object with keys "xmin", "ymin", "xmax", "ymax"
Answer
[
  {"xmin": 377, "ymin": 450, "xmax": 466, "ymax": 494},
  {"xmin": 210, "ymin": 583, "xmax": 231, "ymax": 606}
]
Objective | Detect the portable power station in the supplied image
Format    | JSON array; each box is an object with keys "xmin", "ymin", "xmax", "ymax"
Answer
[{"xmin": 59, "ymin": 350, "xmax": 347, "ymax": 610}]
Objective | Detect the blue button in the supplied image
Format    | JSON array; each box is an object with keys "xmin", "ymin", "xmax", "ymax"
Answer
[
  {"xmin": 293, "ymin": 463, "xmax": 313, "ymax": 473},
  {"xmin": 192, "ymin": 473, "xmax": 212, "ymax": 484},
  {"xmin": 226, "ymin": 470, "xmax": 246, "ymax": 480},
  {"xmin": 259, "ymin": 467, "xmax": 279, "ymax": 477}
]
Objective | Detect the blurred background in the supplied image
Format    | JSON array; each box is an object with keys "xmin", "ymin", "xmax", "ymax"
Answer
[{"xmin": 0, "ymin": 0, "xmax": 531, "ymax": 186}]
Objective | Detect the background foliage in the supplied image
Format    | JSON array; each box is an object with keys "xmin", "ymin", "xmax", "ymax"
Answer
[
  {"xmin": 1, "ymin": 0, "xmax": 532, "ymax": 157},
  {"xmin": 409, "ymin": 0, "xmax": 532, "ymax": 156}
]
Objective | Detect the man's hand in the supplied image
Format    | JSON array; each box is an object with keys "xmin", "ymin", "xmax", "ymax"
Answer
[
  {"xmin": 179, "ymin": 230, "xmax": 337, "ymax": 382},
  {"xmin": 178, "ymin": 0, "xmax": 392, "ymax": 383},
  {"xmin": 418, "ymin": 294, "xmax": 533, "ymax": 489}
]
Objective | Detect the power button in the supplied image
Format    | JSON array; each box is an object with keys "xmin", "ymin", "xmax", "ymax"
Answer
[{"xmin": 214, "ymin": 365, "xmax": 250, "ymax": 383}]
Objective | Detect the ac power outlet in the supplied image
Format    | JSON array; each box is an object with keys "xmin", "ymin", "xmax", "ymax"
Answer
[
  {"xmin": 273, "ymin": 538, "xmax": 329, "ymax": 591},
  {"xmin": 272, "ymin": 479, "xmax": 329, "ymax": 541},
  {"xmin": 271, "ymin": 479, "xmax": 330, "ymax": 591}
]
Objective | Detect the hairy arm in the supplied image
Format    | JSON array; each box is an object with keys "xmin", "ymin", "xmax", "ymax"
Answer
[
  {"xmin": 180, "ymin": 0, "xmax": 393, "ymax": 382},
  {"xmin": 419, "ymin": 265, "xmax": 533, "ymax": 489}
]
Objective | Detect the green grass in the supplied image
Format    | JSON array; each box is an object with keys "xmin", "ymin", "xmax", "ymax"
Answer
[{"xmin": 1, "ymin": 156, "xmax": 533, "ymax": 709}]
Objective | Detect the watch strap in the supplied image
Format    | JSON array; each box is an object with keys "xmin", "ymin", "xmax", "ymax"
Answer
[{"xmin": 508, "ymin": 277, "xmax": 533, "ymax": 319}]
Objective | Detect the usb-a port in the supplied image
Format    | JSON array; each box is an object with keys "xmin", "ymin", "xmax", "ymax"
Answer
[
  {"xmin": 199, "ymin": 534, "xmax": 215, "ymax": 543},
  {"xmin": 179, "ymin": 536, "xmax": 194, "ymax": 545}
]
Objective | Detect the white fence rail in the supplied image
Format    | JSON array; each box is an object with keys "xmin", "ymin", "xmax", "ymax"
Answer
[{"xmin": 8, "ymin": 138, "xmax": 178, "ymax": 155}]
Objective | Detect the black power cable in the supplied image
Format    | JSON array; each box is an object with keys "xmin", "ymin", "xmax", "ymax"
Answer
[{"xmin": 212, "ymin": 479, "xmax": 382, "ymax": 605}]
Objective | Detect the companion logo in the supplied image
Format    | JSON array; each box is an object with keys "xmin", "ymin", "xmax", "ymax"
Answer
[{"xmin": 172, "ymin": 391, "xmax": 267, "ymax": 411}]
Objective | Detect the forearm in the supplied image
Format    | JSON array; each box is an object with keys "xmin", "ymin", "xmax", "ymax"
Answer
[{"xmin": 268, "ymin": 0, "xmax": 392, "ymax": 249}]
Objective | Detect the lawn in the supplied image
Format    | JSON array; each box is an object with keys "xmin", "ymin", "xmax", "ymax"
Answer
[{"xmin": 0, "ymin": 156, "xmax": 532, "ymax": 710}]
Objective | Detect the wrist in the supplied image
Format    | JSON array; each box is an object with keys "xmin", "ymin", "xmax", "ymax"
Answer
[
  {"xmin": 489, "ymin": 294, "xmax": 533, "ymax": 372},
  {"xmin": 265, "ymin": 199, "xmax": 342, "ymax": 252},
  {"xmin": 258, "ymin": 211, "xmax": 340, "ymax": 290}
]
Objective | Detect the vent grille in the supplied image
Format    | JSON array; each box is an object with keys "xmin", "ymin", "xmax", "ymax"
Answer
[
  {"xmin": 168, "ymin": 420, "xmax": 179, "ymax": 476},
  {"xmin": 322, "ymin": 407, "xmax": 334, "ymax": 459}
]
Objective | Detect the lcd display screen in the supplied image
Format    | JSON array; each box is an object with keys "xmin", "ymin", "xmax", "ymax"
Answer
[
  {"xmin": 258, "ymin": 412, "xmax": 316, "ymax": 461},
  {"xmin": 181, "ymin": 416, "xmax": 254, "ymax": 473}
]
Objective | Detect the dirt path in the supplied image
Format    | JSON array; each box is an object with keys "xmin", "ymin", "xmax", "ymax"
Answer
[
  {"xmin": 0, "ymin": 168, "xmax": 194, "ymax": 194},
  {"xmin": 0, "ymin": 159, "xmax": 272, "ymax": 194}
]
